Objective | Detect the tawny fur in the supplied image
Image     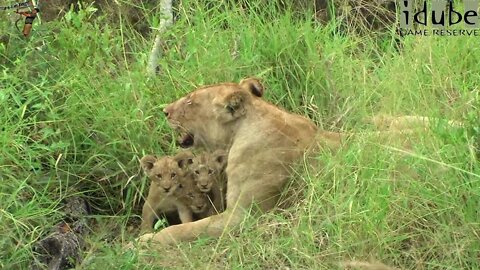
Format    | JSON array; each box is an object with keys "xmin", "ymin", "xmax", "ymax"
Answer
[
  {"xmin": 139, "ymin": 155, "xmax": 194, "ymax": 234},
  {"xmin": 191, "ymin": 149, "xmax": 228, "ymax": 213},
  {"xmin": 173, "ymin": 150, "xmax": 196, "ymax": 171},
  {"xmin": 137, "ymin": 78, "xmax": 319, "ymax": 245},
  {"xmin": 175, "ymin": 177, "xmax": 216, "ymax": 220},
  {"xmin": 369, "ymin": 114, "xmax": 463, "ymax": 131},
  {"xmin": 135, "ymin": 77, "xmax": 459, "ymax": 246}
]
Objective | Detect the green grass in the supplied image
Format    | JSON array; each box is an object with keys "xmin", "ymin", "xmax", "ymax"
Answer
[{"xmin": 1, "ymin": 1, "xmax": 479, "ymax": 269}]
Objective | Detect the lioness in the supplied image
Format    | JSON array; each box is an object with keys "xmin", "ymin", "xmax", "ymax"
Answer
[
  {"xmin": 136, "ymin": 77, "xmax": 335, "ymax": 246},
  {"xmin": 139, "ymin": 155, "xmax": 196, "ymax": 234},
  {"xmin": 134, "ymin": 78, "xmax": 462, "ymax": 249},
  {"xmin": 191, "ymin": 149, "xmax": 228, "ymax": 212}
]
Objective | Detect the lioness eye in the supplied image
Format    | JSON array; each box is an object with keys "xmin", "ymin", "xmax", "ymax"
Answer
[
  {"xmin": 187, "ymin": 159, "xmax": 193, "ymax": 164},
  {"xmin": 156, "ymin": 174, "xmax": 162, "ymax": 179},
  {"xmin": 208, "ymin": 169, "xmax": 214, "ymax": 175},
  {"xmin": 171, "ymin": 173, "xmax": 176, "ymax": 178},
  {"xmin": 194, "ymin": 170, "xmax": 200, "ymax": 175}
]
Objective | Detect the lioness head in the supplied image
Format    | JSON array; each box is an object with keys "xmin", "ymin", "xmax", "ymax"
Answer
[
  {"xmin": 176, "ymin": 179, "xmax": 210, "ymax": 214},
  {"xmin": 140, "ymin": 155, "xmax": 184, "ymax": 196},
  {"xmin": 191, "ymin": 150, "xmax": 227, "ymax": 192},
  {"xmin": 163, "ymin": 78, "xmax": 264, "ymax": 149}
]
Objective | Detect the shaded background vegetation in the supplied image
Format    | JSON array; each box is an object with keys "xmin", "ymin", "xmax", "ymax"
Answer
[{"xmin": 1, "ymin": 0, "xmax": 479, "ymax": 269}]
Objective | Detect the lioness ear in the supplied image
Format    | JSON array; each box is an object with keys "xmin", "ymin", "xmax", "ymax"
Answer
[
  {"xmin": 212, "ymin": 149, "xmax": 228, "ymax": 171},
  {"xmin": 140, "ymin": 155, "xmax": 157, "ymax": 174},
  {"xmin": 223, "ymin": 90, "xmax": 249, "ymax": 119},
  {"xmin": 239, "ymin": 77, "xmax": 264, "ymax": 97}
]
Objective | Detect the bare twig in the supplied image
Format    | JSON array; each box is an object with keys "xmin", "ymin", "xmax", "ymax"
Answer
[{"xmin": 147, "ymin": 0, "xmax": 173, "ymax": 76}]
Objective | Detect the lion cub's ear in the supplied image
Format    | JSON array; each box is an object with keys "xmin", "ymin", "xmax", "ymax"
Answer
[
  {"xmin": 239, "ymin": 77, "xmax": 264, "ymax": 97},
  {"xmin": 174, "ymin": 151, "xmax": 195, "ymax": 170},
  {"xmin": 211, "ymin": 149, "xmax": 228, "ymax": 171},
  {"xmin": 140, "ymin": 155, "xmax": 157, "ymax": 174}
]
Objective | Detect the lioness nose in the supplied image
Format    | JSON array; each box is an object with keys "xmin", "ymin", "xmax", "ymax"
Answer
[{"xmin": 163, "ymin": 187, "xmax": 170, "ymax": 193}]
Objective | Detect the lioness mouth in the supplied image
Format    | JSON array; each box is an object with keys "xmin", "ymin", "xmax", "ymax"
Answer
[{"xmin": 178, "ymin": 132, "xmax": 194, "ymax": 148}]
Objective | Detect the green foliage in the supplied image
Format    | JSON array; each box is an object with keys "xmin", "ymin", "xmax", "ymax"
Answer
[{"xmin": 0, "ymin": 0, "xmax": 478, "ymax": 269}]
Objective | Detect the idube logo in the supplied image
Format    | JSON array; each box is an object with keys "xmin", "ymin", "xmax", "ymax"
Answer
[{"xmin": 399, "ymin": 0, "xmax": 480, "ymax": 36}]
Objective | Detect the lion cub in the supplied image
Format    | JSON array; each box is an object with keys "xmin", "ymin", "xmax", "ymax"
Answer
[
  {"xmin": 176, "ymin": 177, "xmax": 216, "ymax": 219},
  {"xmin": 191, "ymin": 150, "xmax": 228, "ymax": 213},
  {"xmin": 139, "ymin": 155, "xmax": 195, "ymax": 234}
]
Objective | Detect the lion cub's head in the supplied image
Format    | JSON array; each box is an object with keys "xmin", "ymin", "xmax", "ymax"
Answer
[
  {"xmin": 175, "ymin": 179, "xmax": 211, "ymax": 214},
  {"xmin": 163, "ymin": 78, "xmax": 264, "ymax": 149},
  {"xmin": 191, "ymin": 150, "xmax": 227, "ymax": 193},
  {"xmin": 140, "ymin": 155, "xmax": 185, "ymax": 196}
]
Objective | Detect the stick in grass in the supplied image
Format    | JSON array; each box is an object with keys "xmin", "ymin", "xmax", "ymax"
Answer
[{"xmin": 147, "ymin": 0, "xmax": 173, "ymax": 76}]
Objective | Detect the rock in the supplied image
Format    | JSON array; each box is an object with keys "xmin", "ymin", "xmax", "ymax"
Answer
[
  {"xmin": 30, "ymin": 196, "xmax": 90, "ymax": 270},
  {"xmin": 31, "ymin": 226, "xmax": 84, "ymax": 270}
]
